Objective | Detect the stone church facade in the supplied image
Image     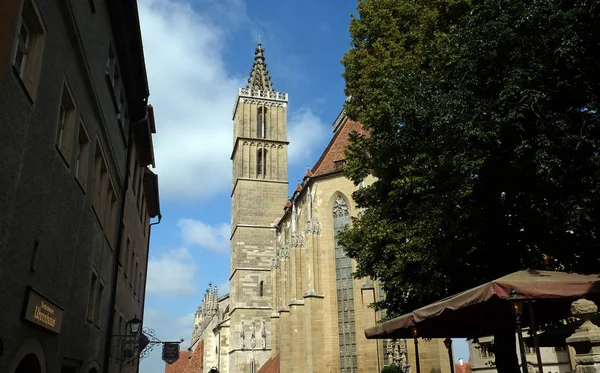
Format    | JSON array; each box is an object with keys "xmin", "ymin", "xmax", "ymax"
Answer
[{"xmin": 179, "ymin": 44, "xmax": 452, "ymax": 373}]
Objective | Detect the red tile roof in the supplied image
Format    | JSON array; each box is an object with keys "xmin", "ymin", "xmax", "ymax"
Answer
[
  {"xmin": 164, "ymin": 351, "xmax": 190, "ymax": 373},
  {"xmin": 257, "ymin": 353, "xmax": 280, "ymax": 373},
  {"xmin": 310, "ymin": 118, "xmax": 364, "ymax": 177},
  {"xmin": 455, "ymin": 362, "xmax": 472, "ymax": 373},
  {"xmin": 183, "ymin": 340, "xmax": 204, "ymax": 373}
]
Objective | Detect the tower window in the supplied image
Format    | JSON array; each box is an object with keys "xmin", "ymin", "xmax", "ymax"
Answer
[
  {"xmin": 257, "ymin": 149, "xmax": 267, "ymax": 177},
  {"xmin": 259, "ymin": 281, "xmax": 264, "ymax": 297},
  {"xmin": 257, "ymin": 107, "xmax": 267, "ymax": 138}
]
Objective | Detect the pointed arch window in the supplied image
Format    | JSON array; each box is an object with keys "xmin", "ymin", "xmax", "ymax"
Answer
[
  {"xmin": 257, "ymin": 107, "xmax": 267, "ymax": 139},
  {"xmin": 257, "ymin": 148, "xmax": 267, "ymax": 177},
  {"xmin": 259, "ymin": 280, "xmax": 264, "ymax": 297},
  {"xmin": 333, "ymin": 196, "xmax": 357, "ymax": 373}
]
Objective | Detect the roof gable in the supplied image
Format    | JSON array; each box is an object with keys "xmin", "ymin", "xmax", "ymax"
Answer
[{"xmin": 310, "ymin": 116, "xmax": 364, "ymax": 177}]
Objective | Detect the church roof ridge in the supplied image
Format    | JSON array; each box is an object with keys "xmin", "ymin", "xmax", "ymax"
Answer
[{"xmin": 246, "ymin": 43, "xmax": 274, "ymax": 92}]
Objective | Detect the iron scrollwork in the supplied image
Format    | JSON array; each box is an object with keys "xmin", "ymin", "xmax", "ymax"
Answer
[{"xmin": 119, "ymin": 327, "xmax": 184, "ymax": 368}]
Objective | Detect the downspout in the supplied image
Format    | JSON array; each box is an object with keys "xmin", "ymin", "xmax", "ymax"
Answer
[
  {"xmin": 136, "ymin": 213, "xmax": 162, "ymax": 373},
  {"xmin": 102, "ymin": 107, "xmax": 148, "ymax": 373}
]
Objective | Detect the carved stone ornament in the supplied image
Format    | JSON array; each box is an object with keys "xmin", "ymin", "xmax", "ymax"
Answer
[
  {"xmin": 250, "ymin": 321, "xmax": 257, "ymax": 349},
  {"xmin": 240, "ymin": 98, "xmax": 286, "ymax": 108},
  {"xmin": 261, "ymin": 320, "xmax": 267, "ymax": 349},
  {"xmin": 240, "ymin": 321, "xmax": 245, "ymax": 349},
  {"xmin": 387, "ymin": 339, "xmax": 410, "ymax": 372},
  {"xmin": 291, "ymin": 233, "xmax": 305, "ymax": 248},
  {"xmin": 305, "ymin": 220, "xmax": 321, "ymax": 235},
  {"xmin": 333, "ymin": 196, "xmax": 350, "ymax": 217},
  {"xmin": 280, "ymin": 245, "xmax": 290, "ymax": 259}
]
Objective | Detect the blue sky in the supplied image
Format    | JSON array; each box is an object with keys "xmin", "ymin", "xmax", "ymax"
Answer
[{"xmin": 137, "ymin": 0, "xmax": 468, "ymax": 371}]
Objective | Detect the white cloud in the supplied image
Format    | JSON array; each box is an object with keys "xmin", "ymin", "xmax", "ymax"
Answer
[
  {"xmin": 139, "ymin": 0, "xmax": 330, "ymax": 201},
  {"xmin": 146, "ymin": 247, "xmax": 197, "ymax": 296},
  {"xmin": 139, "ymin": 0, "xmax": 246, "ymax": 201},
  {"xmin": 177, "ymin": 219, "xmax": 230, "ymax": 253},
  {"xmin": 288, "ymin": 108, "xmax": 330, "ymax": 165}
]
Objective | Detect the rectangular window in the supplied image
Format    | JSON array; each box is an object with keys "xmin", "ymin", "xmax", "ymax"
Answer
[
  {"xmin": 94, "ymin": 281, "xmax": 104, "ymax": 327},
  {"xmin": 13, "ymin": 0, "xmax": 46, "ymax": 100},
  {"xmin": 129, "ymin": 251, "xmax": 135, "ymax": 287},
  {"xmin": 118, "ymin": 226, "xmax": 126, "ymax": 266},
  {"xmin": 118, "ymin": 89, "xmax": 128, "ymax": 128},
  {"xmin": 143, "ymin": 210, "xmax": 149, "ymax": 236},
  {"xmin": 86, "ymin": 272, "xmax": 98, "ymax": 322},
  {"xmin": 132, "ymin": 159, "xmax": 139, "ymax": 194},
  {"xmin": 104, "ymin": 182, "xmax": 117, "ymax": 243},
  {"xmin": 137, "ymin": 178, "xmax": 144, "ymax": 209},
  {"xmin": 14, "ymin": 21, "xmax": 29, "ymax": 76},
  {"xmin": 93, "ymin": 143, "xmax": 108, "ymax": 218},
  {"xmin": 118, "ymin": 313, "xmax": 124, "ymax": 335},
  {"xmin": 122, "ymin": 237, "xmax": 130, "ymax": 277},
  {"xmin": 56, "ymin": 83, "xmax": 77, "ymax": 164},
  {"xmin": 133, "ymin": 259, "xmax": 139, "ymax": 295},
  {"xmin": 140, "ymin": 199, "xmax": 146, "ymax": 223},
  {"xmin": 74, "ymin": 121, "xmax": 90, "ymax": 188},
  {"xmin": 106, "ymin": 44, "xmax": 116, "ymax": 87},
  {"xmin": 138, "ymin": 271, "xmax": 143, "ymax": 298}
]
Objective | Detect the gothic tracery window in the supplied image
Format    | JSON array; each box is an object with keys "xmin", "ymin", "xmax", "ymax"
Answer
[
  {"xmin": 257, "ymin": 107, "xmax": 267, "ymax": 138},
  {"xmin": 333, "ymin": 196, "xmax": 357, "ymax": 373},
  {"xmin": 257, "ymin": 149, "xmax": 267, "ymax": 177}
]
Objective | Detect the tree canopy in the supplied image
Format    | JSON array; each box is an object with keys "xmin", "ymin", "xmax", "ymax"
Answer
[{"xmin": 340, "ymin": 0, "xmax": 600, "ymax": 317}]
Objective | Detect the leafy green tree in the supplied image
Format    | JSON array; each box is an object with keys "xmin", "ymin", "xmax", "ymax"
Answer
[
  {"xmin": 340, "ymin": 1, "xmax": 599, "ymax": 368},
  {"xmin": 381, "ymin": 364, "xmax": 403, "ymax": 373}
]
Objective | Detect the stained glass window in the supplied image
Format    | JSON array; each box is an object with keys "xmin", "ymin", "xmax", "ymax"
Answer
[{"xmin": 333, "ymin": 196, "xmax": 357, "ymax": 373}]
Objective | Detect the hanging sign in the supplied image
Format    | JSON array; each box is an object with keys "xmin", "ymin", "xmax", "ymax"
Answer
[{"xmin": 162, "ymin": 342, "xmax": 180, "ymax": 365}]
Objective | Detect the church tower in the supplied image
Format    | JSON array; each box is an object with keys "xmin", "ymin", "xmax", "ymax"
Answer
[{"xmin": 229, "ymin": 43, "xmax": 289, "ymax": 373}]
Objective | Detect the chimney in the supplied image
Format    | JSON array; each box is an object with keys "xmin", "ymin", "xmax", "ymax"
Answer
[{"xmin": 459, "ymin": 358, "xmax": 464, "ymax": 366}]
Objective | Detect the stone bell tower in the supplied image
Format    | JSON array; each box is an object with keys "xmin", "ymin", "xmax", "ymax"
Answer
[{"xmin": 229, "ymin": 43, "xmax": 289, "ymax": 373}]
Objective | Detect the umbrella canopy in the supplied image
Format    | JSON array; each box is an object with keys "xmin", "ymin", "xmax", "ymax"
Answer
[{"xmin": 366, "ymin": 270, "xmax": 600, "ymax": 339}]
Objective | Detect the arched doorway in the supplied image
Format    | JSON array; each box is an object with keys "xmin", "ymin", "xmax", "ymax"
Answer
[{"xmin": 15, "ymin": 353, "xmax": 41, "ymax": 373}]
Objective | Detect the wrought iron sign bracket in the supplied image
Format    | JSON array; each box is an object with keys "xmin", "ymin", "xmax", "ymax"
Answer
[{"xmin": 119, "ymin": 327, "xmax": 184, "ymax": 369}]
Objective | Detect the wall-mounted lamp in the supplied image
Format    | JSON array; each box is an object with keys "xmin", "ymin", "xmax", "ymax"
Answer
[{"xmin": 128, "ymin": 317, "xmax": 143, "ymax": 335}]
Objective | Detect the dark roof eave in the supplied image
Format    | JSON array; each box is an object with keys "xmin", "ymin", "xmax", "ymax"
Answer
[
  {"xmin": 143, "ymin": 169, "xmax": 161, "ymax": 218},
  {"xmin": 133, "ymin": 108, "xmax": 156, "ymax": 167}
]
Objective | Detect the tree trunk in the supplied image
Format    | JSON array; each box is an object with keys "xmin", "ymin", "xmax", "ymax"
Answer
[{"xmin": 494, "ymin": 329, "xmax": 520, "ymax": 373}]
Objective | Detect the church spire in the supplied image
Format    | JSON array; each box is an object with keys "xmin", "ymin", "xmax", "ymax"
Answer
[{"xmin": 246, "ymin": 43, "xmax": 274, "ymax": 92}]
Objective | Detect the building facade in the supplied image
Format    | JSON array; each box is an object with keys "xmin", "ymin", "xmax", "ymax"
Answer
[
  {"xmin": 468, "ymin": 335, "xmax": 573, "ymax": 373},
  {"xmin": 0, "ymin": 1, "xmax": 160, "ymax": 373},
  {"xmin": 175, "ymin": 44, "xmax": 451, "ymax": 373}
]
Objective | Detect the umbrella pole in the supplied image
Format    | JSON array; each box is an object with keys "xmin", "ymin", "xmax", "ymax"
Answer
[
  {"xmin": 515, "ymin": 311, "xmax": 529, "ymax": 373},
  {"xmin": 527, "ymin": 302, "xmax": 543, "ymax": 373},
  {"xmin": 444, "ymin": 338, "xmax": 455, "ymax": 373},
  {"xmin": 414, "ymin": 338, "xmax": 421, "ymax": 373}
]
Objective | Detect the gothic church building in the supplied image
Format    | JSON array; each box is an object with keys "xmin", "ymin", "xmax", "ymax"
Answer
[{"xmin": 177, "ymin": 44, "xmax": 452, "ymax": 373}]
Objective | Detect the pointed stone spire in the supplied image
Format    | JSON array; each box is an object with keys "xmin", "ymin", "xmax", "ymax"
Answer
[{"xmin": 247, "ymin": 43, "xmax": 274, "ymax": 92}]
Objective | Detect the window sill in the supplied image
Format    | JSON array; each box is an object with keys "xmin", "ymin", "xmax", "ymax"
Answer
[
  {"xmin": 12, "ymin": 65, "xmax": 36, "ymax": 106},
  {"xmin": 55, "ymin": 145, "xmax": 72, "ymax": 174},
  {"xmin": 91, "ymin": 204, "xmax": 105, "ymax": 231},
  {"xmin": 106, "ymin": 72, "xmax": 119, "ymax": 110},
  {"xmin": 74, "ymin": 175, "xmax": 87, "ymax": 194},
  {"xmin": 104, "ymin": 230, "xmax": 114, "ymax": 252}
]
